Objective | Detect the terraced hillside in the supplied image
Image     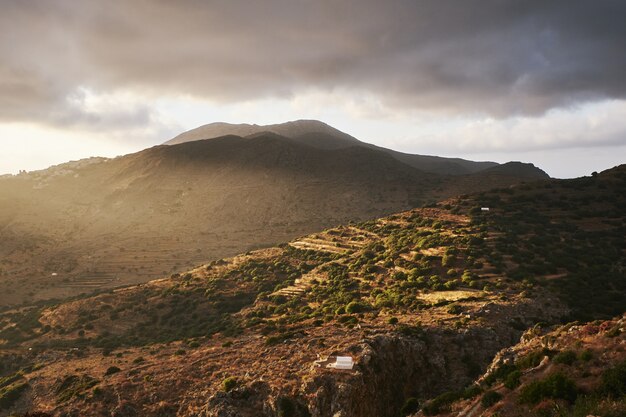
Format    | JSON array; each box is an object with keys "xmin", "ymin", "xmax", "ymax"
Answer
[
  {"xmin": 0, "ymin": 165, "xmax": 623, "ymax": 417},
  {"xmin": 0, "ymin": 129, "xmax": 547, "ymax": 307}
]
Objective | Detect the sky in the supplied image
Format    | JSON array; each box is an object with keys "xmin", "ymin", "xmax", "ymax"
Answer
[{"xmin": 1, "ymin": 0, "xmax": 625, "ymax": 178}]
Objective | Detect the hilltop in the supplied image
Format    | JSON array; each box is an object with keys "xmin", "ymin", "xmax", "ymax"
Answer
[
  {"xmin": 0, "ymin": 125, "xmax": 547, "ymax": 307},
  {"xmin": 164, "ymin": 120, "xmax": 504, "ymax": 176},
  {"xmin": 165, "ymin": 120, "xmax": 362, "ymax": 149},
  {"xmin": 0, "ymin": 165, "xmax": 623, "ymax": 416}
]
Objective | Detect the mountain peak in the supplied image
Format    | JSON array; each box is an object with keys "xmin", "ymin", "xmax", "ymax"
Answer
[
  {"xmin": 481, "ymin": 161, "xmax": 550, "ymax": 179},
  {"xmin": 164, "ymin": 120, "xmax": 544, "ymax": 177},
  {"xmin": 164, "ymin": 119, "xmax": 359, "ymax": 146}
]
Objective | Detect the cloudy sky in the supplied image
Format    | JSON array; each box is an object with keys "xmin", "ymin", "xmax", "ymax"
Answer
[{"xmin": 1, "ymin": 0, "xmax": 625, "ymax": 178}]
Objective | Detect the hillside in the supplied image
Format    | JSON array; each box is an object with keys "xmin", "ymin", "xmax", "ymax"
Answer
[
  {"xmin": 0, "ymin": 165, "xmax": 623, "ymax": 417},
  {"xmin": 0, "ymin": 132, "xmax": 546, "ymax": 307},
  {"xmin": 415, "ymin": 315, "xmax": 626, "ymax": 417},
  {"xmin": 164, "ymin": 120, "xmax": 500, "ymax": 175}
]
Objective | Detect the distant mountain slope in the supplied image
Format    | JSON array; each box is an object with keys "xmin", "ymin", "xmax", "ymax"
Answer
[
  {"xmin": 164, "ymin": 120, "xmax": 502, "ymax": 176},
  {"xmin": 479, "ymin": 161, "xmax": 549, "ymax": 179},
  {"xmin": 0, "ymin": 132, "xmax": 547, "ymax": 307},
  {"xmin": 165, "ymin": 119, "xmax": 361, "ymax": 147},
  {"xmin": 0, "ymin": 132, "xmax": 546, "ymax": 307}
]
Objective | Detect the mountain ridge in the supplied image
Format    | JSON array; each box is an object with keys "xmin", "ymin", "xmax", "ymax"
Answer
[{"xmin": 164, "ymin": 120, "xmax": 504, "ymax": 176}]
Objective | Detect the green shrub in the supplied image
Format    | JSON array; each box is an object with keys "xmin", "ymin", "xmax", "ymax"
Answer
[
  {"xmin": 345, "ymin": 301, "xmax": 368, "ymax": 314},
  {"xmin": 553, "ymin": 350, "xmax": 577, "ymax": 365},
  {"xmin": 0, "ymin": 372, "xmax": 23, "ymax": 390},
  {"xmin": 55, "ymin": 375, "xmax": 99, "ymax": 403},
  {"xmin": 392, "ymin": 271, "xmax": 407, "ymax": 281},
  {"xmin": 221, "ymin": 376, "xmax": 238, "ymax": 392},
  {"xmin": 517, "ymin": 348, "xmax": 553, "ymax": 370},
  {"xmin": 400, "ymin": 397, "xmax": 419, "ymax": 416},
  {"xmin": 422, "ymin": 390, "xmax": 462, "ymax": 415},
  {"xmin": 504, "ymin": 370, "xmax": 522, "ymax": 389},
  {"xmin": 480, "ymin": 390, "xmax": 502, "ymax": 408},
  {"xmin": 276, "ymin": 396, "xmax": 296, "ymax": 417},
  {"xmin": 484, "ymin": 362, "xmax": 517, "ymax": 386},
  {"xmin": 519, "ymin": 372, "xmax": 577, "ymax": 404},
  {"xmin": 463, "ymin": 384, "xmax": 483, "ymax": 399},
  {"xmin": 447, "ymin": 304, "xmax": 463, "ymax": 315},
  {"xmin": 104, "ymin": 366, "xmax": 121, "ymax": 376},
  {"xmin": 443, "ymin": 280, "xmax": 458, "ymax": 290},
  {"xmin": 579, "ymin": 349, "xmax": 593, "ymax": 362},
  {"xmin": 265, "ymin": 332, "xmax": 296, "ymax": 346},
  {"xmin": 0, "ymin": 381, "xmax": 29, "ymax": 410},
  {"xmin": 601, "ymin": 360, "xmax": 626, "ymax": 398},
  {"xmin": 443, "ymin": 253, "xmax": 457, "ymax": 267}
]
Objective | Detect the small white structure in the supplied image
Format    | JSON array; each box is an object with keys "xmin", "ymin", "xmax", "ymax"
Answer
[
  {"xmin": 332, "ymin": 356, "xmax": 354, "ymax": 370},
  {"xmin": 481, "ymin": 207, "xmax": 490, "ymax": 212}
]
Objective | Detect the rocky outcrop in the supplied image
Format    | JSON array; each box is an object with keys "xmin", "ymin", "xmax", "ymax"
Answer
[
  {"xmin": 199, "ymin": 328, "xmax": 531, "ymax": 417},
  {"xmin": 302, "ymin": 328, "xmax": 510, "ymax": 417},
  {"xmin": 197, "ymin": 296, "xmax": 568, "ymax": 417}
]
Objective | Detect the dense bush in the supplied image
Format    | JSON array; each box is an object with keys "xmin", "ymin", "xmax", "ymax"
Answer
[
  {"xmin": 400, "ymin": 397, "xmax": 419, "ymax": 416},
  {"xmin": 422, "ymin": 390, "xmax": 463, "ymax": 415},
  {"xmin": 221, "ymin": 376, "xmax": 238, "ymax": 392},
  {"xmin": 553, "ymin": 350, "xmax": 577, "ymax": 366},
  {"xmin": 276, "ymin": 396, "xmax": 296, "ymax": 417},
  {"xmin": 345, "ymin": 301, "xmax": 369, "ymax": 314},
  {"xmin": 55, "ymin": 375, "xmax": 99, "ymax": 403},
  {"xmin": 504, "ymin": 370, "xmax": 522, "ymax": 389},
  {"xmin": 0, "ymin": 381, "xmax": 29, "ymax": 410},
  {"xmin": 519, "ymin": 372, "xmax": 577, "ymax": 404},
  {"xmin": 104, "ymin": 366, "xmax": 120, "ymax": 376},
  {"xmin": 516, "ymin": 348, "xmax": 553, "ymax": 370},
  {"xmin": 601, "ymin": 360, "xmax": 626, "ymax": 398},
  {"xmin": 480, "ymin": 390, "xmax": 502, "ymax": 408}
]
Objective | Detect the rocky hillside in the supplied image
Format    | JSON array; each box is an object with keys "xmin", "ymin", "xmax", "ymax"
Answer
[
  {"xmin": 0, "ymin": 129, "xmax": 546, "ymax": 307},
  {"xmin": 0, "ymin": 165, "xmax": 623, "ymax": 416},
  {"xmin": 414, "ymin": 315, "xmax": 626, "ymax": 417}
]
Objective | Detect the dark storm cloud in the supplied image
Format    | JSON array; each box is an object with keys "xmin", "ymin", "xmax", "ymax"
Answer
[{"xmin": 1, "ymin": 0, "xmax": 625, "ymax": 126}]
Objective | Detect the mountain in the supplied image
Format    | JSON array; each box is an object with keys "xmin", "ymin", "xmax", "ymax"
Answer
[
  {"xmin": 0, "ymin": 130, "xmax": 547, "ymax": 307},
  {"xmin": 479, "ymin": 161, "xmax": 550, "ymax": 179},
  {"xmin": 165, "ymin": 120, "xmax": 501, "ymax": 175},
  {"xmin": 165, "ymin": 119, "xmax": 362, "ymax": 148},
  {"xmin": 0, "ymin": 165, "xmax": 623, "ymax": 417}
]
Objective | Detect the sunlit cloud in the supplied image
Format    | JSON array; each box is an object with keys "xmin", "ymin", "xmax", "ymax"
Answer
[
  {"xmin": 0, "ymin": 1, "xmax": 625, "ymax": 178},
  {"xmin": 392, "ymin": 100, "xmax": 626, "ymax": 154}
]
